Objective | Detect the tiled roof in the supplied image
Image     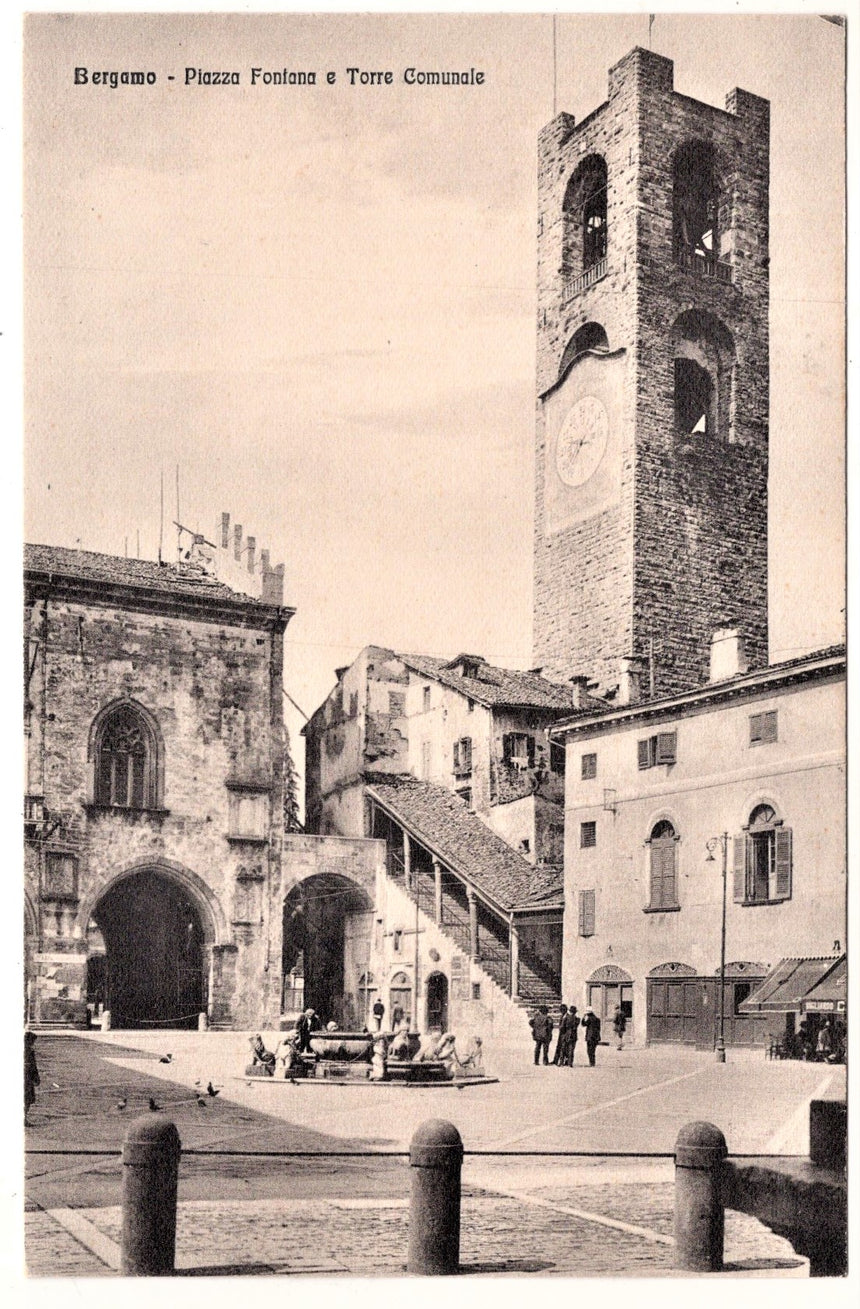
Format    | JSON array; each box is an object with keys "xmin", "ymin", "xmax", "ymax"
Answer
[
  {"xmin": 399, "ymin": 653, "xmax": 584, "ymax": 713},
  {"xmin": 366, "ymin": 776, "xmax": 564, "ymax": 913},
  {"xmin": 552, "ymin": 644, "xmax": 846, "ymax": 735},
  {"xmin": 24, "ymin": 543, "xmax": 270, "ymax": 607}
]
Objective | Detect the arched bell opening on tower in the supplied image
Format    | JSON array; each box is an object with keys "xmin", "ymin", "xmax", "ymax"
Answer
[
  {"xmin": 562, "ymin": 154, "xmax": 607, "ymax": 285},
  {"xmin": 559, "ymin": 322, "xmax": 610, "ymax": 381},
  {"xmin": 671, "ymin": 309, "xmax": 735, "ymax": 444},
  {"xmin": 672, "ymin": 139, "xmax": 723, "ymax": 271}
]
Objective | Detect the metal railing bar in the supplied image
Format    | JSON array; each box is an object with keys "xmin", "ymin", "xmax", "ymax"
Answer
[{"xmin": 25, "ymin": 1147, "xmax": 807, "ymax": 1160}]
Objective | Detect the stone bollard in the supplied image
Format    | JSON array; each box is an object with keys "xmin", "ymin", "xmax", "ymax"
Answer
[
  {"xmin": 121, "ymin": 1115, "xmax": 181, "ymax": 1275},
  {"xmin": 198, "ymin": 1011, "xmax": 208, "ymax": 1032},
  {"xmin": 101, "ymin": 1009, "xmax": 111, "ymax": 1032},
  {"xmin": 674, "ymin": 1121, "xmax": 727, "ymax": 1272},
  {"xmin": 407, "ymin": 1119, "xmax": 464, "ymax": 1275},
  {"xmin": 809, "ymin": 1099, "xmax": 846, "ymax": 1170}
]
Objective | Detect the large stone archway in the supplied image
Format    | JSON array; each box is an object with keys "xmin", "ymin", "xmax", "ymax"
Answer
[{"xmin": 81, "ymin": 860, "xmax": 228, "ymax": 1030}]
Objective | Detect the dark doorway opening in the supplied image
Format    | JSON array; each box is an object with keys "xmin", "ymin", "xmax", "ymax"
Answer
[
  {"xmin": 282, "ymin": 874, "xmax": 373, "ymax": 1028},
  {"xmin": 426, "ymin": 971, "xmax": 449, "ymax": 1032},
  {"xmin": 91, "ymin": 870, "xmax": 206, "ymax": 1029}
]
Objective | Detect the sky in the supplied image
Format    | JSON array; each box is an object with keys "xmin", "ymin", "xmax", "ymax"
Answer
[{"xmin": 21, "ymin": 8, "xmax": 847, "ymax": 799}]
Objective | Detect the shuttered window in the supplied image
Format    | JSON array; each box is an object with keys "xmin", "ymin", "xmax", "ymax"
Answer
[
  {"xmin": 580, "ymin": 820, "xmax": 597, "ymax": 848},
  {"xmin": 581, "ymin": 752, "xmax": 597, "ymax": 780},
  {"xmin": 749, "ymin": 710, "xmax": 778, "ymax": 745},
  {"xmin": 733, "ymin": 808, "xmax": 792, "ymax": 904},
  {"xmin": 453, "ymin": 737, "xmax": 472, "ymax": 776},
  {"xmin": 503, "ymin": 732, "xmax": 535, "ymax": 768},
  {"xmin": 638, "ymin": 732, "xmax": 677, "ymax": 769},
  {"xmin": 578, "ymin": 889, "xmax": 595, "ymax": 937},
  {"xmin": 648, "ymin": 820, "xmax": 678, "ymax": 908}
]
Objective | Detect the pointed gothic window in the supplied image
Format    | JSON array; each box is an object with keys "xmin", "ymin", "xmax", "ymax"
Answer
[{"xmin": 93, "ymin": 701, "xmax": 161, "ymax": 810}]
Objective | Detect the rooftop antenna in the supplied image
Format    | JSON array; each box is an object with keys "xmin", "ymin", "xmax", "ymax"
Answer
[
  {"xmin": 136, "ymin": 529, "xmax": 140, "ymax": 558},
  {"xmin": 175, "ymin": 465, "xmax": 181, "ymax": 560},
  {"xmin": 648, "ymin": 13, "xmax": 654, "ymax": 48},
  {"xmin": 552, "ymin": 13, "xmax": 557, "ymax": 118},
  {"xmin": 158, "ymin": 468, "xmax": 164, "ymax": 564}
]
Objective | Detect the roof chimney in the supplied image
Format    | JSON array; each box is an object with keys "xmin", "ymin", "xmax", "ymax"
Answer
[
  {"xmin": 569, "ymin": 674, "xmax": 591, "ymax": 709},
  {"xmin": 618, "ymin": 658, "xmax": 643, "ymax": 706},
  {"xmin": 710, "ymin": 629, "xmax": 748, "ymax": 683}
]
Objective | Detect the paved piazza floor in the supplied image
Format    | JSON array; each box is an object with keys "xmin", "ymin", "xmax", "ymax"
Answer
[{"xmin": 21, "ymin": 1029, "xmax": 847, "ymax": 1288}]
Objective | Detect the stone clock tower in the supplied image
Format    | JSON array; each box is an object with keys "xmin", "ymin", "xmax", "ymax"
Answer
[{"xmin": 534, "ymin": 47, "xmax": 769, "ymax": 698}]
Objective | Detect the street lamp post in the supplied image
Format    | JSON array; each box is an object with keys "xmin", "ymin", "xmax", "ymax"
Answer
[{"xmin": 706, "ymin": 833, "xmax": 729, "ymax": 1063}]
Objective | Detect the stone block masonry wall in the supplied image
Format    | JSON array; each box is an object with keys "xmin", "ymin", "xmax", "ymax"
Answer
[
  {"xmin": 534, "ymin": 47, "xmax": 769, "ymax": 696},
  {"xmin": 26, "ymin": 592, "xmax": 286, "ymax": 1029}
]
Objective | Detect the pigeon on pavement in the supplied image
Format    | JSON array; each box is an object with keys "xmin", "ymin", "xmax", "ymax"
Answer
[
  {"xmin": 159, "ymin": 1054, "xmax": 173, "ymax": 1064},
  {"xmin": 196, "ymin": 1096, "xmax": 208, "ymax": 1107},
  {"xmin": 116, "ymin": 1098, "xmax": 127, "ymax": 1110},
  {"xmin": 206, "ymin": 1082, "xmax": 220, "ymax": 1097},
  {"xmin": 148, "ymin": 1097, "xmax": 160, "ymax": 1111}
]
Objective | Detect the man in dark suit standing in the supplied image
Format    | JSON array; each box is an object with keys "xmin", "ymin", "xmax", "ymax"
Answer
[
  {"xmin": 565, "ymin": 1005, "xmax": 580, "ymax": 1065},
  {"xmin": 529, "ymin": 1006, "xmax": 553, "ymax": 1065},
  {"xmin": 581, "ymin": 1007, "xmax": 602, "ymax": 1066}
]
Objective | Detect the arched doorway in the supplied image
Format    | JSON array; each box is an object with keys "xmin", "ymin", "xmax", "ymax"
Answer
[
  {"xmin": 282, "ymin": 874, "xmax": 373, "ymax": 1028},
  {"xmin": 586, "ymin": 964, "xmax": 634, "ymax": 1034},
  {"xmin": 90, "ymin": 869, "xmax": 206, "ymax": 1029},
  {"xmin": 426, "ymin": 972, "xmax": 448, "ymax": 1032},
  {"xmin": 389, "ymin": 971, "xmax": 412, "ymax": 1029}
]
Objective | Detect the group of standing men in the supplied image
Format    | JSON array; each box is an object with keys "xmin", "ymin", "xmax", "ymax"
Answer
[{"xmin": 530, "ymin": 1003, "xmax": 627, "ymax": 1067}]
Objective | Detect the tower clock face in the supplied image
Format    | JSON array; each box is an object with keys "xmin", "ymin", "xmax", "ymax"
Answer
[{"xmin": 555, "ymin": 395, "xmax": 609, "ymax": 487}]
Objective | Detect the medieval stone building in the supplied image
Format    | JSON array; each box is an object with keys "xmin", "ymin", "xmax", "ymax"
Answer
[{"xmin": 23, "ymin": 530, "xmax": 294, "ymax": 1030}]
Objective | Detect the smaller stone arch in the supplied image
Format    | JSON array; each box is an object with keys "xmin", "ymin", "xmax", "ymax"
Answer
[
  {"xmin": 562, "ymin": 153, "xmax": 608, "ymax": 283},
  {"xmin": 559, "ymin": 321, "xmax": 610, "ymax": 380},
  {"xmin": 671, "ymin": 309, "xmax": 736, "ymax": 443}
]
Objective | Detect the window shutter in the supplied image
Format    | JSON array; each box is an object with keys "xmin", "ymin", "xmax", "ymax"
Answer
[
  {"xmin": 453, "ymin": 741, "xmax": 460, "ymax": 771},
  {"xmin": 732, "ymin": 836, "xmax": 747, "ymax": 902},
  {"xmin": 774, "ymin": 827, "xmax": 792, "ymax": 899},
  {"xmin": 462, "ymin": 737, "xmax": 472, "ymax": 770},
  {"xmin": 762, "ymin": 711, "xmax": 778, "ymax": 744},
  {"xmin": 749, "ymin": 713, "xmax": 762, "ymax": 744},
  {"xmin": 637, "ymin": 739, "xmax": 651, "ymax": 770},
  {"xmin": 526, "ymin": 736, "xmax": 535, "ymax": 768},
  {"xmin": 656, "ymin": 731, "xmax": 677, "ymax": 765},
  {"xmin": 502, "ymin": 733, "xmax": 512, "ymax": 763},
  {"xmin": 579, "ymin": 889, "xmax": 595, "ymax": 937}
]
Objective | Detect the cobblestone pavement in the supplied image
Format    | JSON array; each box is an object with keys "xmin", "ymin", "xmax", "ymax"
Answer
[
  {"xmin": 25, "ymin": 1187, "xmax": 805, "ymax": 1279},
  {"xmin": 24, "ymin": 1033, "xmax": 835, "ymax": 1279}
]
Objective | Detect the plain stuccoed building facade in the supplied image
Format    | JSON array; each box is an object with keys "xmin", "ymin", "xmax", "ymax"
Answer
[{"xmin": 551, "ymin": 643, "xmax": 845, "ymax": 1048}]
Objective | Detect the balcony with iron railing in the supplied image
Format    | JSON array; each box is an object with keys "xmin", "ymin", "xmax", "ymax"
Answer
[
  {"xmin": 674, "ymin": 247, "xmax": 732, "ymax": 284},
  {"xmin": 561, "ymin": 256, "xmax": 607, "ymax": 300}
]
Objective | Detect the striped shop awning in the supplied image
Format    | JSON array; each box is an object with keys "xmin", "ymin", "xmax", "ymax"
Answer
[{"xmin": 739, "ymin": 955, "xmax": 844, "ymax": 1014}]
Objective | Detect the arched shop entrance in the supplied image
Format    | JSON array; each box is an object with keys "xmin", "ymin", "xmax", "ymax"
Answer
[
  {"xmin": 586, "ymin": 964, "xmax": 634, "ymax": 1035},
  {"xmin": 89, "ymin": 869, "xmax": 207, "ymax": 1029},
  {"xmin": 282, "ymin": 874, "xmax": 373, "ymax": 1028}
]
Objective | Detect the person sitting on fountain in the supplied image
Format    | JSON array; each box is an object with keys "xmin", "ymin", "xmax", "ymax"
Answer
[{"xmin": 249, "ymin": 1032, "xmax": 276, "ymax": 1074}]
